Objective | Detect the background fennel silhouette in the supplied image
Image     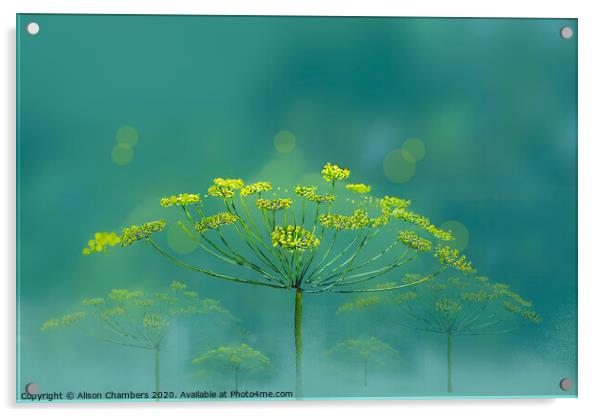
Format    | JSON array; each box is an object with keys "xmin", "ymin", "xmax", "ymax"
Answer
[
  {"xmin": 325, "ymin": 337, "xmax": 400, "ymax": 387},
  {"xmin": 193, "ymin": 344, "xmax": 271, "ymax": 391},
  {"xmin": 337, "ymin": 274, "xmax": 541, "ymax": 392},
  {"xmin": 83, "ymin": 162, "xmax": 474, "ymax": 396},
  {"xmin": 42, "ymin": 280, "xmax": 233, "ymax": 395}
]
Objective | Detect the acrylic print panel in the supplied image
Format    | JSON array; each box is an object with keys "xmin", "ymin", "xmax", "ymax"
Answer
[{"xmin": 16, "ymin": 14, "xmax": 577, "ymax": 402}]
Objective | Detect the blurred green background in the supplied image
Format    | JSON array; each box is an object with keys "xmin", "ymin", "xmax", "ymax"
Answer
[{"xmin": 17, "ymin": 15, "xmax": 577, "ymax": 399}]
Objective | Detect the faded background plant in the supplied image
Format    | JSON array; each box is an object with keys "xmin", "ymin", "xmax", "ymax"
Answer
[
  {"xmin": 325, "ymin": 336, "xmax": 400, "ymax": 387},
  {"xmin": 192, "ymin": 343, "xmax": 271, "ymax": 391},
  {"xmin": 41, "ymin": 280, "xmax": 234, "ymax": 395},
  {"xmin": 337, "ymin": 274, "xmax": 541, "ymax": 392}
]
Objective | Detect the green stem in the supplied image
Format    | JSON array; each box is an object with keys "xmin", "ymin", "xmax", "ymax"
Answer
[
  {"xmin": 235, "ymin": 365, "xmax": 239, "ymax": 391},
  {"xmin": 306, "ymin": 234, "xmax": 361, "ymax": 283},
  {"xmin": 155, "ymin": 347, "xmax": 161, "ymax": 400},
  {"xmin": 447, "ymin": 332, "xmax": 453, "ymax": 393},
  {"xmin": 337, "ymin": 241, "xmax": 402, "ymax": 276},
  {"xmin": 311, "ymin": 204, "xmax": 320, "ymax": 235},
  {"xmin": 182, "ymin": 207, "xmax": 268, "ymax": 272},
  {"xmin": 308, "ymin": 234, "xmax": 369, "ymax": 293},
  {"xmin": 326, "ymin": 268, "xmax": 446, "ymax": 293},
  {"xmin": 453, "ymin": 300, "xmax": 492, "ymax": 332},
  {"xmin": 238, "ymin": 195, "xmax": 261, "ymax": 236},
  {"xmin": 329, "ymin": 252, "xmax": 419, "ymax": 288},
  {"xmin": 327, "ymin": 181, "xmax": 335, "ymax": 215},
  {"xmin": 294, "ymin": 287, "xmax": 304, "ymax": 398},
  {"xmin": 330, "ymin": 232, "xmax": 370, "ymax": 273},
  {"xmin": 178, "ymin": 221, "xmax": 247, "ymax": 268},
  {"xmin": 226, "ymin": 201, "xmax": 285, "ymax": 275},
  {"xmin": 364, "ymin": 358, "xmax": 368, "ymax": 387},
  {"xmin": 214, "ymin": 228, "xmax": 281, "ymax": 284},
  {"xmin": 146, "ymin": 238, "xmax": 286, "ymax": 289}
]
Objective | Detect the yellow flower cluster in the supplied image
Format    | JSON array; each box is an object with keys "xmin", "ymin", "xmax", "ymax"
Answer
[
  {"xmin": 213, "ymin": 178, "xmax": 244, "ymax": 189},
  {"xmin": 294, "ymin": 185, "xmax": 317, "ymax": 197},
  {"xmin": 133, "ymin": 299, "xmax": 155, "ymax": 308},
  {"xmin": 170, "ymin": 280, "xmax": 187, "ymax": 291},
  {"xmin": 435, "ymin": 298, "xmax": 462, "ymax": 314},
  {"xmin": 240, "ymin": 181, "xmax": 272, "ymax": 196},
  {"xmin": 82, "ymin": 297, "xmax": 105, "ymax": 306},
  {"xmin": 433, "ymin": 245, "xmax": 473, "ymax": 272},
  {"xmin": 394, "ymin": 291, "xmax": 418, "ymax": 303},
  {"xmin": 256, "ymin": 198, "xmax": 293, "ymax": 211},
  {"xmin": 447, "ymin": 277, "xmax": 466, "ymax": 288},
  {"xmin": 325, "ymin": 337, "xmax": 399, "ymax": 359},
  {"xmin": 108, "ymin": 289, "xmax": 143, "ymax": 301},
  {"xmin": 143, "ymin": 313, "xmax": 168, "ymax": 329},
  {"xmin": 397, "ymin": 230, "xmax": 432, "ymax": 252},
  {"xmin": 320, "ymin": 209, "xmax": 370, "ymax": 230},
  {"xmin": 121, "ymin": 220, "xmax": 167, "ymax": 246},
  {"xmin": 61, "ymin": 311, "xmax": 86, "ymax": 325},
  {"xmin": 380, "ymin": 196, "xmax": 411, "ymax": 210},
  {"xmin": 501, "ymin": 293, "xmax": 540, "ymax": 323},
  {"xmin": 503, "ymin": 301, "xmax": 522, "ymax": 313},
  {"xmin": 500, "ymin": 289, "xmax": 532, "ymax": 308},
  {"xmin": 523, "ymin": 311, "xmax": 542, "ymax": 324},
  {"xmin": 393, "ymin": 209, "xmax": 453, "ymax": 241},
  {"xmin": 491, "ymin": 283, "xmax": 510, "ymax": 293},
  {"xmin": 155, "ymin": 293, "xmax": 175, "ymax": 303},
  {"xmin": 207, "ymin": 185, "xmax": 235, "ymax": 198},
  {"xmin": 346, "ymin": 183, "xmax": 371, "ymax": 194},
  {"xmin": 193, "ymin": 344, "xmax": 270, "ymax": 368},
  {"xmin": 295, "ymin": 185, "xmax": 335, "ymax": 203},
  {"xmin": 370, "ymin": 212, "xmax": 391, "ymax": 227},
  {"xmin": 336, "ymin": 295, "xmax": 380, "ymax": 314},
  {"xmin": 425, "ymin": 225, "xmax": 454, "ymax": 241},
  {"xmin": 271, "ymin": 225, "xmax": 320, "ymax": 252},
  {"xmin": 100, "ymin": 306, "xmax": 126, "ymax": 319},
  {"xmin": 40, "ymin": 312, "xmax": 86, "ymax": 331},
  {"xmin": 321, "ymin": 162, "xmax": 350, "ymax": 182},
  {"xmin": 40, "ymin": 318, "xmax": 60, "ymax": 331},
  {"xmin": 306, "ymin": 192, "xmax": 336, "ymax": 203},
  {"xmin": 461, "ymin": 290, "xmax": 495, "ymax": 302},
  {"xmin": 371, "ymin": 196, "xmax": 409, "ymax": 228},
  {"xmin": 194, "ymin": 212, "xmax": 239, "ymax": 234},
  {"xmin": 82, "ymin": 232, "xmax": 121, "ymax": 255},
  {"xmin": 160, "ymin": 193, "xmax": 200, "ymax": 207},
  {"xmin": 401, "ymin": 273, "xmax": 423, "ymax": 285},
  {"xmin": 428, "ymin": 283, "xmax": 448, "ymax": 291}
]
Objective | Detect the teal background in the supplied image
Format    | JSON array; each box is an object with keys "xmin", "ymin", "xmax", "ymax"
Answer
[{"xmin": 17, "ymin": 15, "xmax": 577, "ymax": 400}]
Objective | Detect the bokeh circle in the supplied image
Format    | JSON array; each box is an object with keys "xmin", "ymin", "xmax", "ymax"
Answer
[
  {"xmin": 383, "ymin": 149, "xmax": 416, "ymax": 183},
  {"xmin": 274, "ymin": 130, "xmax": 296, "ymax": 153}
]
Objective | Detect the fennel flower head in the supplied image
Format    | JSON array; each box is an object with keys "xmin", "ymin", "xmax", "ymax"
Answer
[
  {"xmin": 272, "ymin": 225, "xmax": 320, "ymax": 252},
  {"xmin": 321, "ymin": 162, "xmax": 350, "ymax": 182},
  {"xmin": 240, "ymin": 181, "xmax": 272, "ymax": 197},
  {"xmin": 160, "ymin": 193, "xmax": 200, "ymax": 207},
  {"xmin": 195, "ymin": 212, "xmax": 239, "ymax": 234},
  {"xmin": 256, "ymin": 198, "xmax": 293, "ymax": 211},
  {"xmin": 398, "ymin": 230, "xmax": 433, "ymax": 252},
  {"xmin": 82, "ymin": 232, "xmax": 120, "ymax": 255},
  {"xmin": 346, "ymin": 183, "xmax": 371, "ymax": 194},
  {"xmin": 213, "ymin": 178, "xmax": 244, "ymax": 189},
  {"xmin": 121, "ymin": 220, "xmax": 167, "ymax": 247}
]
